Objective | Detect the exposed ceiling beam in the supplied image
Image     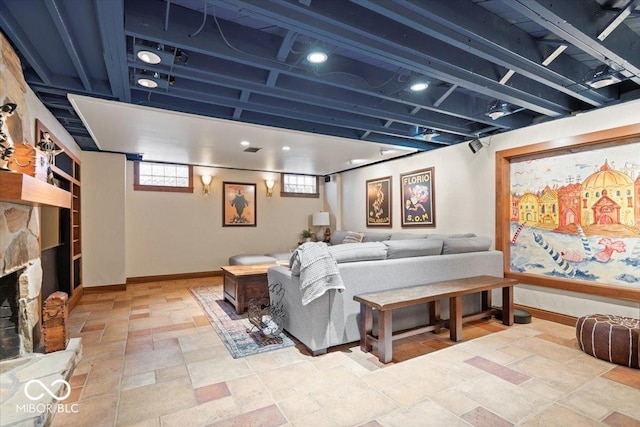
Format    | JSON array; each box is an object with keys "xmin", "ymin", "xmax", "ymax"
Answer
[
  {"xmin": 124, "ymin": 1, "xmax": 526, "ymax": 135},
  {"xmin": 0, "ymin": 2, "xmax": 51, "ymax": 85},
  {"xmin": 597, "ymin": 0, "xmax": 640, "ymax": 41},
  {"xmin": 96, "ymin": 0, "xmax": 130, "ymax": 102},
  {"xmin": 355, "ymin": 0, "xmax": 612, "ymax": 107},
  {"xmin": 508, "ymin": 0, "xmax": 640, "ymax": 85},
  {"xmin": 219, "ymin": 0, "xmax": 575, "ymax": 117},
  {"xmin": 43, "ymin": 0, "xmax": 91, "ymax": 92}
]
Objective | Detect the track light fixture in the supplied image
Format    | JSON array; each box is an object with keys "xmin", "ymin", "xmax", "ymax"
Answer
[
  {"xmin": 421, "ymin": 129, "xmax": 440, "ymax": 141},
  {"xmin": 135, "ymin": 71, "xmax": 175, "ymax": 89},
  {"xmin": 585, "ymin": 65, "xmax": 623, "ymax": 89},
  {"xmin": 134, "ymin": 42, "xmax": 185, "ymax": 65}
]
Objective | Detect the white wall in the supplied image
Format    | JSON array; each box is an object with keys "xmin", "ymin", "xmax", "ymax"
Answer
[
  {"xmin": 336, "ymin": 99, "xmax": 640, "ymax": 318},
  {"xmin": 81, "ymin": 152, "xmax": 127, "ymax": 287},
  {"xmin": 124, "ymin": 163, "xmax": 324, "ymax": 278}
]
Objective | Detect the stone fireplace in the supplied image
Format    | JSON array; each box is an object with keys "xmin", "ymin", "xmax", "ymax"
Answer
[{"xmin": 0, "ymin": 202, "xmax": 43, "ymax": 361}]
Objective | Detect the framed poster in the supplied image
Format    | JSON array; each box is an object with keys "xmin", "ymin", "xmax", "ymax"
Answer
[
  {"xmin": 400, "ymin": 167, "xmax": 435, "ymax": 227},
  {"xmin": 366, "ymin": 176, "xmax": 392, "ymax": 227},
  {"xmin": 223, "ymin": 182, "xmax": 256, "ymax": 226},
  {"xmin": 496, "ymin": 123, "xmax": 640, "ymax": 301}
]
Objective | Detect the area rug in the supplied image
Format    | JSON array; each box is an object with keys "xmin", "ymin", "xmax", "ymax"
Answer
[{"xmin": 189, "ymin": 286, "xmax": 295, "ymax": 359}]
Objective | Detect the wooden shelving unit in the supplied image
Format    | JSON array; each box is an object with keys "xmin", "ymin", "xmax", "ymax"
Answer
[{"xmin": 36, "ymin": 120, "xmax": 82, "ymax": 308}]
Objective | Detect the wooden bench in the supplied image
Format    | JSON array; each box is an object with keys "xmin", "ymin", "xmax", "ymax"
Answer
[{"xmin": 354, "ymin": 275, "xmax": 518, "ymax": 363}]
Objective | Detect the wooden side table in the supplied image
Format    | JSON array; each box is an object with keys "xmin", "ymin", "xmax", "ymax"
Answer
[{"xmin": 221, "ymin": 264, "xmax": 274, "ymax": 314}]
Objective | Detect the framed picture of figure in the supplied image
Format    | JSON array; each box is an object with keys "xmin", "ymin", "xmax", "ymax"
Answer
[
  {"xmin": 223, "ymin": 182, "xmax": 256, "ymax": 226},
  {"xmin": 366, "ymin": 176, "xmax": 392, "ymax": 227},
  {"xmin": 400, "ymin": 167, "xmax": 435, "ymax": 227}
]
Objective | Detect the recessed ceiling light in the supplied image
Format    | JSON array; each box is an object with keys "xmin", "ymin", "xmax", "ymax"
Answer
[
  {"xmin": 348, "ymin": 159, "xmax": 365, "ymax": 165},
  {"xmin": 137, "ymin": 50, "xmax": 162, "ymax": 64},
  {"xmin": 307, "ymin": 51, "xmax": 328, "ymax": 64},
  {"xmin": 282, "ymin": 146, "xmax": 290, "ymax": 151},
  {"xmin": 241, "ymin": 140, "xmax": 250, "ymax": 146},
  {"xmin": 137, "ymin": 78, "xmax": 158, "ymax": 88},
  {"xmin": 409, "ymin": 81, "xmax": 429, "ymax": 91}
]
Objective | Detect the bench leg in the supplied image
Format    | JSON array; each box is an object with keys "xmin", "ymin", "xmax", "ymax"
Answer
[
  {"xmin": 482, "ymin": 290, "xmax": 492, "ymax": 312},
  {"xmin": 360, "ymin": 304, "xmax": 373, "ymax": 353},
  {"xmin": 429, "ymin": 300, "xmax": 442, "ymax": 333},
  {"xmin": 378, "ymin": 310, "xmax": 392, "ymax": 363},
  {"xmin": 449, "ymin": 296, "xmax": 463, "ymax": 342},
  {"xmin": 502, "ymin": 286, "xmax": 514, "ymax": 326}
]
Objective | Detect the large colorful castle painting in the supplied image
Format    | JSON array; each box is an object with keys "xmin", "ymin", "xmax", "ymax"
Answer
[{"xmin": 509, "ymin": 142, "xmax": 640, "ymax": 288}]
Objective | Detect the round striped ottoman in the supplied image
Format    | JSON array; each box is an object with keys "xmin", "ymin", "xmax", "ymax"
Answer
[{"xmin": 576, "ymin": 314, "xmax": 639, "ymax": 369}]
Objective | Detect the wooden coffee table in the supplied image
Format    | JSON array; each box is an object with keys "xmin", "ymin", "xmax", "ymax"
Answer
[{"xmin": 221, "ymin": 264, "xmax": 275, "ymax": 314}]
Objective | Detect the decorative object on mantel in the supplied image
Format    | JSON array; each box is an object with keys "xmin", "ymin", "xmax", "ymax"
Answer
[
  {"xmin": 36, "ymin": 127, "xmax": 64, "ymax": 185},
  {"xmin": 8, "ymin": 143, "xmax": 49, "ymax": 182},
  {"xmin": 189, "ymin": 286, "xmax": 294, "ymax": 358},
  {"xmin": 0, "ymin": 102, "xmax": 18, "ymax": 170}
]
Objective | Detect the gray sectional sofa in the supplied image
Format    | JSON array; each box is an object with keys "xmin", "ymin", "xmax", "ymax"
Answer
[{"xmin": 267, "ymin": 231, "xmax": 504, "ymax": 355}]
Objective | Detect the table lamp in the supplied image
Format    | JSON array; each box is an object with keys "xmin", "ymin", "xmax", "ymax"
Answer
[{"xmin": 312, "ymin": 211, "xmax": 331, "ymax": 242}]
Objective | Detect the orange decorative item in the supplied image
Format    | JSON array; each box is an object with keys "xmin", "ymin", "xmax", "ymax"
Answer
[{"xmin": 8, "ymin": 143, "xmax": 49, "ymax": 182}]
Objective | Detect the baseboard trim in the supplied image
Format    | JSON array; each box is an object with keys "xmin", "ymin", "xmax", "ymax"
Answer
[
  {"xmin": 68, "ymin": 285, "xmax": 83, "ymax": 311},
  {"xmin": 514, "ymin": 304, "xmax": 578, "ymax": 327},
  {"xmin": 126, "ymin": 270, "xmax": 222, "ymax": 284},
  {"xmin": 83, "ymin": 284, "xmax": 127, "ymax": 294}
]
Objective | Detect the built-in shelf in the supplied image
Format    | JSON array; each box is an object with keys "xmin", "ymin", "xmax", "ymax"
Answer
[{"xmin": 0, "ymin": 171, "xmax": 71, "ymax": 208}]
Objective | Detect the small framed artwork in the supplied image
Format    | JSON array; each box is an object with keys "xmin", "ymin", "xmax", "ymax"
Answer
[
  {"xmin": 223, "ymin": 182, "xmax": 256, "ymax": 226},
  {"xmin": 400, "ymin": 167, "xmax": 435, "ymax": 227},
  {"xmin": 366, "ymin": 176, "xmax": 392, "ymax": 227}
]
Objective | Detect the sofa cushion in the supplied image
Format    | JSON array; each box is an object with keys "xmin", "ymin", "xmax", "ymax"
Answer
[
  {"xmin": 330, "ymin": 230, "xmax": 348, "ymax": 246},
  {"xmin": 342, "ymin": 231, "xmax": 364, "ymax": 244},
  {"xmin": 383, "ymin": 239, "xmax": 443, "ymax": 259},
  {"xmin": 329, "ymin": 242, "xmax": 387, "ymax": 263},
  {"xmin": 428, "ymin": 233, "xmax": 477, "ymax": 239},
  {"xmin": 228, "ymin": 254, "xmax": 278, "ymax": 265},
  {"xmin": 362, "ymin": 232, "xmax": 392, "ymax": 243},
  {"xmin": 390, "ymin": 232, "xmax": 428, "ymax": 240},
  {"xmin": 441, "ymin": 236, "xmax": 492, "ymax": 254}
]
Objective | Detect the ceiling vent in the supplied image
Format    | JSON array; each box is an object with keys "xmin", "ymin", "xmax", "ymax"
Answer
[{"xmin": 243, "ymin": 147, "xmax": 262, "ymax": 153}]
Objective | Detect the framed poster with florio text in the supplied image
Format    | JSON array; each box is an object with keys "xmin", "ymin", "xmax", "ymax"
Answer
[
  {"xmin": 366, "ymin": 176, "xmax": 392, "ymax": 227},
  {"xmin": 400, "ymin": 167, "xmax": 435, "ymax": 227}
]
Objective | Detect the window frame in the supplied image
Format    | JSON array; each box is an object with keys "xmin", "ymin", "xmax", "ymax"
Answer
[
  {"xmin": 280, "ymin": 173, "xmax": 320, "ymax": 198},
  {"xmin": 133, "ymin": 161, "xmax": 194, "ymax": 193}
]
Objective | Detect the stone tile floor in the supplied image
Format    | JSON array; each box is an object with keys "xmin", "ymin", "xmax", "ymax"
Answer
[{"xmin": 50, "ymin": 277, "xmax": 640, "ymax": 427}]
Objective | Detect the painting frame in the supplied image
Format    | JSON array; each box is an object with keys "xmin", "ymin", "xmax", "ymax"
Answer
[
  {"xmin": 223, "ymin": 182, "xmax": 257, "ymax": 227},
  {"xmin": 400, "ymin": 167, "xmax": 435, "ymax": 227},
  {"xmin": 366, "ymin": 176, "xmax": 392, "ymax": 227},
  {"xmin": 496, "ymin": 123, "xmax": 640, "ymax": 301}
]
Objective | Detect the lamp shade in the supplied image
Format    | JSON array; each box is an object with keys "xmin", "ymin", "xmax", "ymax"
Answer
[{"xmin": 312, "ymin": 212, "xmax": 330, "ymax": 226}]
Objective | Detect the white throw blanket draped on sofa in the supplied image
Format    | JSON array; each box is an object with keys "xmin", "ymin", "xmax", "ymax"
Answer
[{"xmin": 290, "ymin": 242, "xmax": 345, "ymax": 306}]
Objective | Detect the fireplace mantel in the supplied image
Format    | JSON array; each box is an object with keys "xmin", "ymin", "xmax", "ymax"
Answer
[{"xmin": 0, "ymin": 171, "xmax": 71, "ymax": 208}]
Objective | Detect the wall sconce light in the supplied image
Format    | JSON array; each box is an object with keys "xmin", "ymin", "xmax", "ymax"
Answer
[
  {"xmin": 265, "ymin": 179, "xmax": 275, "ymax": 197},
  {"xmin": 201, "ymin": 175, "xmax": 212, "ymax": 195}
]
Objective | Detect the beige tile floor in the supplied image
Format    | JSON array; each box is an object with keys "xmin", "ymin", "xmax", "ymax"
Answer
[{"xmin": 52, "ymin": 277, "xmax": 640, "ymax": 427}]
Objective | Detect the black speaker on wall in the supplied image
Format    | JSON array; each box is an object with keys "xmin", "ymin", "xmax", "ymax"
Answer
[{"xmin": 324, "ymin": 176, "xmax": 331, "ymax": 183}]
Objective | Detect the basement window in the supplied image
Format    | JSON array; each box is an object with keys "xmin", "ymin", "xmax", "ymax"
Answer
[
  {"xmin": 134, "ymin": 161, "xmax": 194, "ymax": 193},
  {"xmin": 281, "ymin": 173, "xmax": 319, "ymax": 198}
]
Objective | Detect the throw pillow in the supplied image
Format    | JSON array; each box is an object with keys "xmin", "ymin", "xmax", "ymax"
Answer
[
  {"xmin": 441, "ymin": 236, "xmax": 492, "ymax": 254},
  {"xmin": 342, "ymin": 231, "xmax": 364, "ymax": 244},
  {"xmin": 383, "ymin": 239, "xmax": 443, "ymax": 259},
  {"xmin": 330, "ymin": 230, "xmax": 348, "ymax": 246},
  {"xmin": 329, "ymin": 242, "xmax": 387, "ymax": 263}
]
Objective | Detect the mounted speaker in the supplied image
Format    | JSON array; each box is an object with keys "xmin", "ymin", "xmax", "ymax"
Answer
[{"xmin": 324, "ymin": 176, "xmax": 331, "ymax": 182}]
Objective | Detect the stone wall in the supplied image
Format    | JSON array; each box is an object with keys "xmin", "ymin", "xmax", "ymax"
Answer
[{"xmin": 1, "ymin": 31, "xmax": 43, "ymax": 359}]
